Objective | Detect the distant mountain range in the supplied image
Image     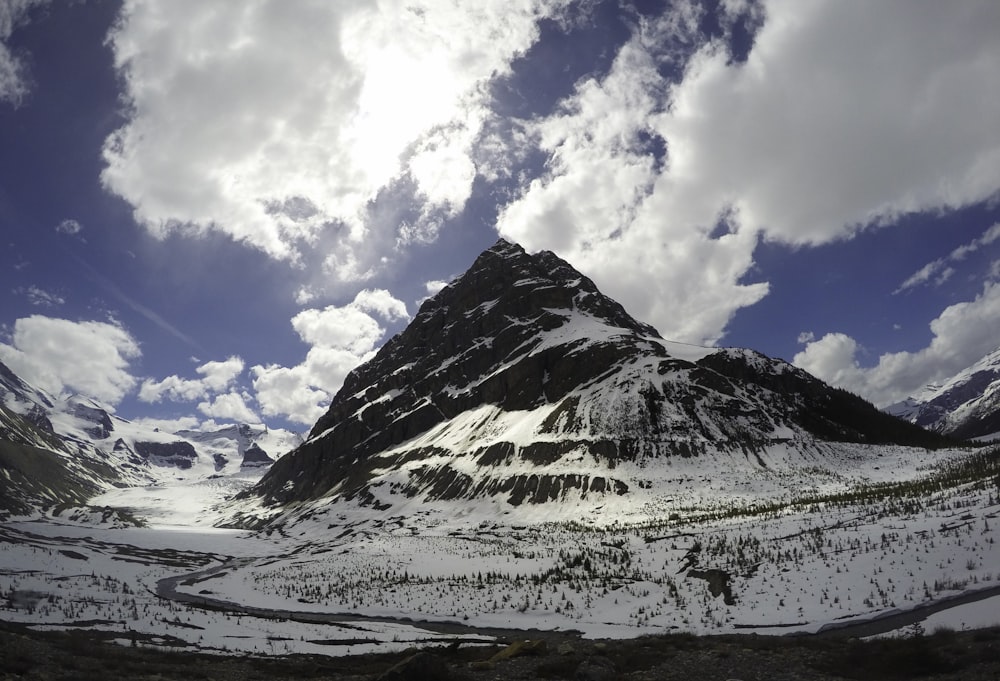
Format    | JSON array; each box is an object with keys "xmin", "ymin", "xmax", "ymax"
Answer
[
  {"xmin": 887, "ymin": 346, "xmax": 1000, "ymax": 441},
  {"xmin": 228, "ymin": 239, "xmax": 955, "ymax": 528},
  {"xmin": 0, "ymin": 360, "xmax": 300, "ymax": 518}
]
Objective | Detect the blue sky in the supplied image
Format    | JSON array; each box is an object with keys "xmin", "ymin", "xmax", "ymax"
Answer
[{"xmin": 1, "ymin": 0, "xmax": 999, "ymax": 432}]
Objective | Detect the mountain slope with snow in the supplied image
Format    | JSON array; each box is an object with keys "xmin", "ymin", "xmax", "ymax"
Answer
[
  {"xmin": 0, "ymin": 359, "xmax": 301, "ymax": 520},
  {"xmin": 887, "ymin": 346, "xmax": 1000, "ymax": 440},
  {"xmin": 230, "ymin": 239, "xmax": 951, "ymax": 528}
]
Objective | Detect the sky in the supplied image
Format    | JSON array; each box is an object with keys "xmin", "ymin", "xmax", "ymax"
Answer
[{"xmin": 1, "ymin": 0, "xmax": 999, "ymax": 434}]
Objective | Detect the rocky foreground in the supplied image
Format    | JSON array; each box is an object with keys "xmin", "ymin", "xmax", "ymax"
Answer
[{"xmin": 3, "ymin": 619, "xmax": 1000, "ymax": 681}]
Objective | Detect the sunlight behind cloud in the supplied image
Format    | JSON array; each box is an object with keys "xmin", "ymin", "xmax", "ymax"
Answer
[{"xmin": 101, "ymin": 0, "xmax": 569, "ymax": 275}]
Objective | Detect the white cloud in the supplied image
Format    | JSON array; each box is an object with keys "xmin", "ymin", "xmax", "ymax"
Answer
[
  {"xmin": 290, "ymin": 307, "xmax": 384, "ymax": 357},
  {"xmin": 197, "ymin": 391, "xmax": 259, "ymax": 424},
  {"xmin": 353, "ymin": 288, "xmax": 409, "ymax": 321},
  {"xmin": 424, "ymin": 280, "xmax": 447, "ymax": 296},
  {"xmin": 0, "ymin": 315, "xmax": 140, "ymax": 404},
  {"xmin": 139, "ymin": 356, "xmax": 244, "ymax": 403},
  {"xmin": 252, "ymin": 289, "xmax": 408, "ymax": 424},
  {"xmin": 196, "ymin": 356, "xmax": 245, "ymax": 392},
  {"xmin": 896, "ymin": 223, "xmax": 1000, "ymax": 293},
  {"xmin": 0, "ymin": 0, "xmax": 48, "ymax": 106},
  {"xmin": 131, "ymin": 415, "xmax": 201, "ymax": 433},
  {"xmin": 294, "ymin": 286, "xmax": 317, "ymax": 306},
  {"xmin": 54, "ymin": 218, "xmax": 83, "ymax": 235},
  {"xmin": 101, "ymin": 0, "xmax": 569, "ymax": 273},
  {"xmin": 659, "ymin": 0, "xmax": 1000, "ymax": 244},
  {"xmin": 498, "ymin": 7, "xmax": 767, "ymax": 344},
  {"xmin": 250, "ymin": 364, "xmax": 331, "ymax": 427},
  {"xmin": 16, "ymin": 286, "xmax": 65, "ymax": 307},
  {"xmin": 796, "ymin": 331, "xmax": 815, "ymax": 345},
  {"xmin": 794, "ymin": 281, "xmax": 1000, "ymax": 406},
  {"xmin": 137, "ymin": 375, "xmax": 204, "ymax": 403},
  {"xmin": 498, "ymin": 0, "xmax": 1000, "ymax": 344}
]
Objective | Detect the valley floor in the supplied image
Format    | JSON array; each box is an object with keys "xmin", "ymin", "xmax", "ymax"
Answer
[{"xmin": 2, "ymin": 445, "xmax": 1000, "ymax": 669}]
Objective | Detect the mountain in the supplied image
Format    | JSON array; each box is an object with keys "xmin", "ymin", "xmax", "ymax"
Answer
[
  {"xmin": 0, "ymin": 359, "xmax": 301, "ymax": 518},
  {"xmin": 887, "ymin": 346, "xmax": 1000, "ymax": 440},
  {"xmin": 231, "ymin": 239, "xmax": 949, "ymax": 525},
  {"xmin": 175, "ymin": 422, "xmax": 297, "ymax": 470}
]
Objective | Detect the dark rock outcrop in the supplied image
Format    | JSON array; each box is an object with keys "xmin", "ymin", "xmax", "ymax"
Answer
[
  {"xmin": 70, "ymin": 401, "xmax": 115, "ymax": 440},
  {"xmin": 240, "ymin": 442, "xmax": 274, "ymax": 469},
  {"xmin": 135, "ymin": 441, "xmax": 198, "ymax": 469}
]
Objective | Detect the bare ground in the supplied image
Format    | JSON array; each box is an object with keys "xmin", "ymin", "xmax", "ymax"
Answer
[{"xmin": 3, "ymin": 618, "xmax": 1000, "ymax": 681}]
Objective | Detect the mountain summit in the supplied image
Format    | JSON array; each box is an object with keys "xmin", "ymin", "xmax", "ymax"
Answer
[
  {"xmin": 236, "ymin": 239, "xmax": 946, "ymax": 523},
  {"xmin": 888, "ymin": 346, "xmax": 1000, "ymax": 440}
]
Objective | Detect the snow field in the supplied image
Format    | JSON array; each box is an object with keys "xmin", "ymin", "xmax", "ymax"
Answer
[
  {"xmin": 176, "ymin": 471, "xmax": 1000, "ymax": 639},
  {"xmin": 0, "ymin": 521, "xmax": 480, "ymax": 656},
  {"xmin": 3, "ymin": 444, "xmax": 999, "ymax": 656}
]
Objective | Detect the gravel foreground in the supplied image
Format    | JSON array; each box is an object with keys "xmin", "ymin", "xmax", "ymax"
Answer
[{"xmin": 3, "ymin": 620, "xmax": 1000, "ymax": 681}]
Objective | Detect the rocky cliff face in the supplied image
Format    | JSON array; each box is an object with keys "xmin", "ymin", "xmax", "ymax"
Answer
[
  {"xmin": 887, "ymin": 347, "xmax": 1000, "ymax": 440},
  {"xmin": 240, "ymin": 240, "xmax": 948, "ymax": 518}
]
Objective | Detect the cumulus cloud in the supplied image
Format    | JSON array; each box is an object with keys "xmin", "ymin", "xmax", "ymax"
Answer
[
  {"xmin": 794, "ymin": 281, "xmax": 1000, "ymax": 406},
  {"xmin": 498, "ymin": 6, "xmax": 767, "ymax": 344},
  {"xmin": 101, "ymin": 0, "xmax": 569, "ymax": 275},
  {"xmin": 352, "ymin": 288, "xmax": 409, "ymax": 321},
  {"xmin": 139, "ymin": 356, "xmax": 244, "ymax": 403},
  {"xmin": 0, "ymin": 0, "xmax": 48, "ymax": 106},
  {"xmin": 895, "ymin": 223, "xmax": 1000, "ymax": 293},
  {"xmin": 498, "ymin": 0, "xmax": 1000, "ymax": 344},
  {"xmin": 252, "ymin": 289, "xmax": 408, "ymax": 424},
  {"xmin": 0, "ymin": 315, "xmax": 140, "ymax": 404},
  {"xmin": 197, "ymin": 391, "xmax": 259, "ymax": 424}
]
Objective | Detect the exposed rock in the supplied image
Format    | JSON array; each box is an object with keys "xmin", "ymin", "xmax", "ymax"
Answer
[
  {"xmin": 557, "ymin": 642, "xmax": 577, "ymax": 656},
  {"xmin": 240, "ymin": 442, "xmax": 274, "ymax": 469},
  {"xmin": 489, "ymin": 639, "xmax": 548, "ymax": 662},
  {"xmin": 687, "ymin": 568, "xmax": 736, "ymax": 606},
  {"xmin": 70, "ymin": 401, "xmax": 114, "ymax": 440},
  {"xmin": 134, "ymin": 441, "xmax": 198, "ymax": 469},
  {"xmin": 376, "ymin": 651, "xmax": 450, "ymax": 681},
  {"xmin": 575, "ymin": 655, "xmax": 616, "ymax": 681}
]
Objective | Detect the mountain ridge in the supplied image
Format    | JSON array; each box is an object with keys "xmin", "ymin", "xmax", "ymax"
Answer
[
  {"xmin": 0, "ymin": 359, "xmax": 301, "ymax": 518},
  {"xmin": 234, "ymin": 239, "xmax": 951, "ymax": 525},
  {"xmin": 887, "ymin": 346, "xmax": 1000, "ymax": 440}
]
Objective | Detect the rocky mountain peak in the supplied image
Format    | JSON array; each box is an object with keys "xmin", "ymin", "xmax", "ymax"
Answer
[
  {"xmin": 308, "ymin": 238, "xmax": 661, "ymax": 442},
  {"xmin": 236, "ymin": 239, "xmax": 949, "ymax": 520}
]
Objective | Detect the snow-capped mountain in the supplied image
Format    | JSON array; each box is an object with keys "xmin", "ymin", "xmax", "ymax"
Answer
[
  {"xmin": 0, "ymin": 359, "xmax": 301, "ymax": 518},
  {"xmin": 231, "ymin": 239, "xmax": 949, "ymax": 526},
  {"xmin": 887, "ymin": 346, "xmax": 1000, "ymax": 440},
  {"xmin": 175, "ymin": 422, "xmax": 295, "ymax": 470}
]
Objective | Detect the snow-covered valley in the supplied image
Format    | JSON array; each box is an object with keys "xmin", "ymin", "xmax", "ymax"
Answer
[{"xmin": 3, "ymin": 440, "xmax": 1000, "ymax": 659}]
